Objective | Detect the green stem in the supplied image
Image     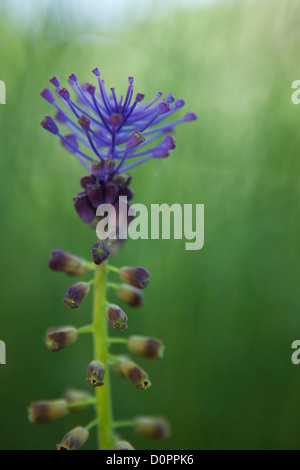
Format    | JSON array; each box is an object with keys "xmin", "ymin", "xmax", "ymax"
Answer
[
  {"xmin": 77, "ymin": 324, "xmax": 94, "ymax": 335},
  {"xmin": 108, "ymin": 337, "xmax": 128, "ymax": 345},
  {"xmin": 108, "ymin": 354, "xmax": 123, "ymax": 364},
  {"xmin": 93, "ymin": 262, "xmax": 114, "ymax": 450},
  {"xmin": 107, "ymin": 265, "xmax": 120, "ymax": 274},
  {"xmin": 85, "ymin": 418, "xmax": 99, "ymax": 432},
  {"xmin": 81, "ymin": 262, "xmax": 95, "ymax": 271},
  {"xmin": 113, "ymin": 419, "xmax": 134, "ymax": 429},
  {"xmin": 107, "ymin": 281, "xmax": 118, "ymax": 290},
  {"xmin": 67, "ymin": 398, "xmax": 96, "ymax": 409}
]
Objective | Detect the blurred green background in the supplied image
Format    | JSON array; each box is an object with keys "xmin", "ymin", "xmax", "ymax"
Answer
[{"xmin": 0, "ymin": 0, "xmax": 300, "ymax": 450}]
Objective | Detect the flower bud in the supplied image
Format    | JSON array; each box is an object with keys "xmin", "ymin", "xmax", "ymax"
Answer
[
  {"xmin": 86, "ymin": 360, "xmax": 105, "ymax": 387},
  {"xmin": 134, "ymin": 416, "xmax": 171, "ymax": 440},
  {"xmin": 127, "ymin": 131, "xmax": 145, "ymax": 150},
  {"xmin": 112, "ymin": 172, "xmax": 132, "ymax": 186},
  {"xmin": 64, "ymin": 388, "xmax": 94, "ymax": 412},
  {"xmin": 110, "ymin": 355, "xmax": 129, "ymax": 378},
  {"xmin": 117, "ymin": 284, "xmax": 144, "ymax": 308},
  {"xmin": 91, "ymin": 160, "xmax": 104, "ymax": 178},
  {"xmin": 114, "ymin": 440, "xmax": 135, "ymax": 450},
  {"xmin": 40, "ymin": 116, "xmax": 59, "ymax": 134},
  {"xmin": 91, "ymin": 241, "xmax": 110, "ymax": 265},
  {"xmin": 46, "ymin": 326, "xmax": 78, "ymax": 352},
  {"xmin": 50, "ymin": 76, "xmax": 60, "ymax": 87},
  {"xmin": 57, "ymin": 426, "xmax": 89, "ymax": 450},
  {"xmin": 73, "ymin": 192, "xmax": 95, "ymax": 223},
  {"xmin": 184, "ymin": 111, "xmax": 197, "ymax": 121},
  {"xmin": 158, "ymin": 102, "xmax": 170, "ymax": 114},
  {"xmin": 120, "ymin": 358, "xmax": 151, "ymax": 390},
  {"xmin": 40, "ymin": 88, "xmax": 55, "ymax": 103},
  {"xmin": 119, "ymin": 267, "xmax": 150, "ymax": 289},
  {"xmin": 28, "ymin": 399, "xmax": 69, "ymax": 425},
  {"xmin": 48, "ymin": 250, "xmax": 88, "ymax": 276},
  {"xmin": 106, "ymin": 304, "xmax": 128, "ymax": 331},
  {"xmin": 78, "ymin": 115, "xmax": 90, "ymax": 131},
  {"xmin": 63, "ymin": 281, "xmax": 91, "ymax": 309},
  {"xmin": 87, "ymin": 183, "xmax": 104, "ymax": 208},
  {"xmin": 80, "ymin": 174, "xmax": 96, "ymax": 189},
  {"xmin": 128, "ymin": 336, "xmax": 164, "ymax": 360},
  {"xmin": 58, "ymin": 87, "xmax": 70, "ymax": 101}
]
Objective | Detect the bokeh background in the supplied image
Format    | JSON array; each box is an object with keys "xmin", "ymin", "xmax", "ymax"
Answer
[{"xmin": 0, "ymin": 0, "xmax": 300, "ymax": 450}]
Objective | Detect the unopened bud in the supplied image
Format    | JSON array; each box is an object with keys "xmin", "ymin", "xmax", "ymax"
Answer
[
  {"xmin": 73, "ymin": 192, "xmax": 96, "ymax": 224},
  {"xmin": 91, "ymin": 241, "xmax": 110, "ymax": 265},
  {"xmin": 91, "ymin": 160, "xmax": 104, "ymax": 178},
  {"xmin": 119, "ymin": 267, "xmax": 150, "ymax": 289},
  {"xmin": 112, "ymin": 172, "xmax": 132, "ymax": 186},
  {"xmin": 114, "ymin": 440, "xmax": 135, "ymax": 450},
  {"xmin": 63, "ymin": 282, "xmax": 91, "ymax": 308},
  {"xmin": 86, "ymin": 360, "xmax": 105, "ymax": 387},
  {"xmin": 28, "ymin": 399, "xmax": 69, "ymax": 425},
  {"xmin": 117, "ymin": 284, "xmax": 144, "ymax": 308},
  {"xmin": 120, "ymin": 358, "xmax": 151, "ymax": 390},
  {"xmin": 110, "ymin": 355, "xmax": 129, "ymax": 378},
  {"xmin": 106, "ymin": 304, "xmax": 128, "ymax": 331},
  {"xmin": 57, "ymin": 426, "xmax": 89, "ymax": 450},
  {"xmin": 127, "ymin": 131, "xmax": 145, "ymax": 150},
  {"xmin": 48, "ymin": 250, "xmax": 89, "ymax": 276},
  {"xmin": 46, "ymin": 326, "xmax": 78, "ymax": 352},
  {"xmin": 134, "ymin": 416, "xmax": 171, "ymax": 440},
  {"xmin": 40, "ymin": 116, "xmax": 59, "ymax": 134},
  {"xmin": 78, "ymin": 115, "xmax": 90, "ymax": 131},
  {"xmin": 128, "ymin": 336, "xmax": 164, "ymax": 360},
  {"xmin": 64, "ymin": 388, "xmax": 94, "ymax": 412}
]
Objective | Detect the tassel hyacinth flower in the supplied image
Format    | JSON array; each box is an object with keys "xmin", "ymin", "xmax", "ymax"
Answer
[{"xmin": 30, "ymin": 69, "xmax": 196, "ymax": 450}]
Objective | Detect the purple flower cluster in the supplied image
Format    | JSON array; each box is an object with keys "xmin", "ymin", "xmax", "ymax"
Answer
[{"xmin": 40, "ymin": 69, "xmax": 196, "ymax": 223}]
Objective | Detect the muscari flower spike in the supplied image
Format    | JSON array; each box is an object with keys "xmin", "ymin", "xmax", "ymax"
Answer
[
  {"xmin": 40, "ymin": 70, "xmax": 197, "ymax": 225},
  {"xmin": 35, "ymin": 69, "xmax": 196, "ymax": 450}
]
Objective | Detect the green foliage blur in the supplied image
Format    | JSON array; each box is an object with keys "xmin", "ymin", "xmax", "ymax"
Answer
[{"xmin": 0, "ymin": 0, "xmax": 300, "ymax": 450}]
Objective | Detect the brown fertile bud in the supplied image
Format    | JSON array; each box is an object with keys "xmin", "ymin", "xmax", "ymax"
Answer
[
  {"xmin": 128, "ymin": 336, "xmax": 164, "ymax": 360},
  {"xmin": 86, "ymin": 360, "xmax": 105, "ymax": 387},
  {"xmin": 57, "ymin": 426, "xmax": 89, "ymax": 450},
  {"xmin": 28, "ymin": 399, "xmax": 69, "ymax": 425},
  {"xmin": 46, "ymin": 326, "xmax": 78, "ymax": 352},
  {"xmin": 63, "ymin": 281, "xmax": 91, "ymax": 308},
  {"xmin": 114, "ymin": 440, "xmax": 135, "ymax": 450},
  {"xmin": 117, "ymin": 284, "xmax": 144, "ymax": 308},
  {"xmin": 106, "ymin": 303, "xmax": 128, "ymax": 331},
  {"xmin": 119, "ymin": 266, "xmax": 150, "ymax": 289},
  {"xmin": 110, "ymin": 355, "xmax": 129, "ymax": 378},
  {"xmin": 134, "ymin": 416, "xmax": 171, "ymax": 440},
  {"xmin": 64, "ymin": 388, "xmax": 94, "ymax": 412},
  {"xmin": 91, "ymin": 241, "xmax": 110, "ymax": 265},
  {"xmin": 48, "ymin": 250, "xmax": 89, "ymax": 276},
  {"xmin": 120, "ymin": 358, "xmax": 151, "ymax": 390}
]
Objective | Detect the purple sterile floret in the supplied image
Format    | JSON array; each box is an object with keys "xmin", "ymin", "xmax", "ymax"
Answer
[
  {"xmin": 40, "ymin": 116, "xmax": 59, "ymax": 135},
  {"xmin": 40, "ymin": 68, "xmax": 197, "ymax": 178}
]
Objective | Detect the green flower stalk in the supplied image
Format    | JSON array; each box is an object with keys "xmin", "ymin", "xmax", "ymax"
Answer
[{"xmin": 30, "ymin": 68, "xmax": 196, "ymax": 450}]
